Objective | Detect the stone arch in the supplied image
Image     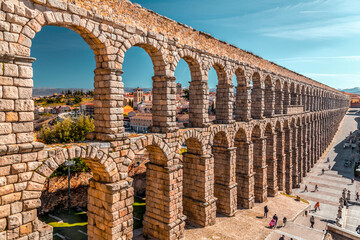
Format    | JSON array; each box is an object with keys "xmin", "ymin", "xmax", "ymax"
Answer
[
  {"xmin": 234, "ymin": 126, "xmax": 253, "ymax": 208},
  {"xmin": 251, "ymin": 124, "xmax": 267, "ymax": 202},
  {"xmin": 179, "ymin": 131, "xmax": 216, "ymax": 226},
  {"xmin": 234, "ymin": 67, "xmax": 251, "ymax": 121},
  {"xmin": 283, "ymin": 80, "xmax": 290, "ymax": 113},
  {"xmin": 18, "ymin": 10, "xmax": 125, "ymax": 141},
  {"xmin": 209, "ymin": 125, "xmax": 232, "ymax": 148},
  {"xmin": 174, "ymin": 50, "xmax": 209, "ymax": 127},
  {"xmin": 275, "ymin": 120, "xmax": 285, "ymax": 191},
  {"xmin": 290, "ymin": 82, "xmax": 296, "ymax": 105},
  {"xmin": 119, "ymin": 35, "xmax": 168, "ymax": 75},
  {"xmin": 31, "ymin": 145, "xmax": 122, "ymax": 239},
  {"xmin": 300, "ymin": 85, "xmax": 306, "ymax": 108},
  {"xmin": 208, "ymin": 60, "xmax": 233, "ymax": 123},
  {"xmin": 283, "ymin": 119, "xmax": 292, "ymax": 193},
  {"xmin": 20, "ymin": 11, "xmax": 110, "ymax": 57},
  {"xmin": 264, "ymin": 122, "xmax": 277, "ymax": 196},
  {"xmin": 274, "ymin": 79, "xmax": 283, "ymax": 115},
  {"xmin": 264, "ymin": 75, "xmax": 275, "ymax": 117},
  {"xmin": 251, "ymin": 72, "xmax": 264, "ymax": 119},
  {"xmin": 178, "ymin": 129, "xmax": 207, "ymax": 155}
]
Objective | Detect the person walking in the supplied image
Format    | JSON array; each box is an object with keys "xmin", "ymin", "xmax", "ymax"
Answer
[
  {"xmin": 304, "ymin": 185, "xmax": 308, "ymax": 192},
  {"xmin": 352, "ymin": 178, "xmax": 355, "ymax": 184},
  {"xmin": 272, "ymin": 214, "xmax": 278, "ymax": 229},
  {"xmin": 314, "ymin": 202, "xmax": 320, "ymax": 211},
  {"xmin": 356, "ymin": 191, "xmax": 359, "ymax": 201},
  {"xmin": 310, "ymin": 215, "xmax": 315, "ymax": 228},
  {"xmin": 328, "ymin": 164, "xmax": 331, "ymax": 170},
  {"xmin": 322, "ymin": 168, "xmax": 325, "ymax": 175},
  {"xmin": 356, "ymin": 225, "xmax": 360, "ymax": 234},
  {"xmin": 282, "ymin": 216, "xmax": 287, "ymax": 227},
  {"xmin": 315, "ymin": 184, "xmax": 318, "ymax": 192},
  {"xmin": 279, "ymin": 235, "xmax": 285, "ymax": 240},
  {"xmin": 264, "ymin": 205, "xmax": 269, "ymax": 218}
]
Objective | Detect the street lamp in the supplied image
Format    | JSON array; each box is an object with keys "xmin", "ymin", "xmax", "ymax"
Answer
[{"xmin": 64, "ymin": 160, "xmax": 76, "ymax": 214}]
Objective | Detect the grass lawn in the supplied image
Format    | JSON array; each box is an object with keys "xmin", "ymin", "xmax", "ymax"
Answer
[
  {"xmin": 39, "ymin": 208, "xmax": 87, "ymax": 240},
  {"xmin": 133, "ymin": 196, "xmax": 146, "ymax": 229}
]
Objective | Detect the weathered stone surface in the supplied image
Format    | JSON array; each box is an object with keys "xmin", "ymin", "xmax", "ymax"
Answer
[{"xmin": 0, "ymin": 1, "xmax": 350, "ymax": 239}]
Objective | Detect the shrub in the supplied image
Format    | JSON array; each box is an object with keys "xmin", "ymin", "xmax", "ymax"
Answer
[
  {"xmin": 38, "ymin": 115, "xmax": 94, "ymax": 144},
  {"xmin": 50, "ymin": 157, "xmax": 90, "ymax": 177}
]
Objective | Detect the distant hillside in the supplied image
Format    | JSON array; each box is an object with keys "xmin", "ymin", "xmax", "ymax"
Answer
[
  {"xmin": 32, "ymin": 88, "xmax": 93, "ymax": 96},
  {"xmin": 33, "ymin": 87, "xmax": 153, "ymax": 96},
  {"xmin": 339, "ymin": 87, "xmax": 360, "ymax": 95}
]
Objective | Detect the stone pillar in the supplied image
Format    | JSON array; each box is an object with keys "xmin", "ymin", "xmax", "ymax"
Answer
[
  {"xmin": 302, "ymin": 125, "xmax": 308, "ymax": 177},
  {"xmin": 151, "ymin": 76, "xmax": 178, "ymax": 133},
  {"xmin": 143, "ymin": 162, "xmax": 185, "ymax": 239},
  {"xmin": 236, "ymin": 141, "xmax": 255, "ymax": 208},
  {"xmin": 266, "ymin": 133, "xmax": 278, "ymax": 197},
  {"xmin": 0, "ymin": 54, "xmax": 36, "ymax": 147},
  {"xmin": 235, "ymin": 86, "xmax": 251, "ymax": 121},
  {"xmin": 292, "ymin": 127, "xmax": 299, "ymax": 188},
  {"xmin": 264, "ymin": 86, "xmax": 275, "ymax": 117},
  {"xmin": 253, "ymin": 137, "xmax": 267, "ymax": 202},
  {"xmin": 283, "ymin": 91, "xmax": 291, "ymax": 114},
  {"xmin": 274, "ymin": 89, "xmax": 283, "ymax": 115},
  {"xmin": 189, "ymin": 80, "xmax": 210, "ymax": 127},
  {"xmin": 284, "ymin": 129, "xmax": 293, "ymax": 194},
  {"xmin": 215, "ymin": 83, "xmax": 235, "ymax": 124},
  {"xmin": 214, "ymin": 147, "xmax": 237, "ymax": 216},
  {"xmin": 87, "ymin": 179, "xmax": 133, "ymax": 240},
  {"xmin": 297, "ymin": 126, "xmax": 303, "ymax": 183},
  {"xmin": 276, "ymin": 130, "xmax": 286, "ymax": 192},
  {"xmin": 251, "ymin": 88, "xmax": 264, "ymax": 119},
  {"xmin": 183, "ymin": 153, "xmax": 216, "ymax": 227},
  {"xmin": 93, "ymin": 67, "xmax": 127, "ymax": 141}
]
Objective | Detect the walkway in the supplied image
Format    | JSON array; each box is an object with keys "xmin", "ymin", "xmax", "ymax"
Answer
[{"xmin": 268, "ymin": 109, "xmax": 360, "ymax": 239}]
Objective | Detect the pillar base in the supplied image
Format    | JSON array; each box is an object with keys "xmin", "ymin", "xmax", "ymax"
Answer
[
  {"xmin": 143, "ymin": 214, "xmax": 186, "ymax": 240},
  {"xmin": 183, "ymin": 197, "xmax": 217, "ymax": 227},
  {"xmin": 238, "ymin": 196, "xmax": 255, "ymax": 209},
  {"xmin": 267, "ymin": 186, "xmax": 279, "ymax": 197},
  {"xmin": 215, "ymin": 183, "xmax": 237, "ymax": 216}
]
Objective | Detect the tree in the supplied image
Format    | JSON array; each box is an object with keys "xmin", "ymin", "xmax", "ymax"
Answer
[
  {"xmin": 73, "ymin": 96, "xmax": 82, "ymax": 104},
  {"xmin": 183, "ymin": 89, "xmax": 190, "ymax": 101},
  {"xmin": 38, "ymin": 115, "xmax": 94, "ymax": 144}
]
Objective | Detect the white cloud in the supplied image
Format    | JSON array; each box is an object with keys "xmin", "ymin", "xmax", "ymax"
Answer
[
  {"xmin": 273, "ymin": 56, "xmax": 360, "ymax": 62},
  {"xmin": 259, "ymin": 16, "xmax": 360, "ymax": 40}
]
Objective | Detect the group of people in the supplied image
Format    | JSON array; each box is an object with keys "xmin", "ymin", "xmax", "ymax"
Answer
[{"xmin": 264, "ymin": 205, "xmax": 287, "ymax": 230}]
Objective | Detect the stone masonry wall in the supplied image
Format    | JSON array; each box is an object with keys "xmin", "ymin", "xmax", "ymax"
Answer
[{"xmin": 0, "ymin": 0, "xmax": 351, "ymax": 239}]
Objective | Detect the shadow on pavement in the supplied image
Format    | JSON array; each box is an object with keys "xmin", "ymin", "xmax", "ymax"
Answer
[{"xmin": 331, "ymin": 110, "xmax": 360, "ymax": 181}]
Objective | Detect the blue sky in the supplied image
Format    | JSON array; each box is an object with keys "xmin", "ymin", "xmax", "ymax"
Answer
[{"xmin": 32, "ymin": 0, "xmax": 360, "ymax": 90}]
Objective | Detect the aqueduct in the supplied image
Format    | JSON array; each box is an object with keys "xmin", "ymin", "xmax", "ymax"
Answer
[{"xmin": 0, "ymin": 0, "xmax": 350, "ymax": 239}]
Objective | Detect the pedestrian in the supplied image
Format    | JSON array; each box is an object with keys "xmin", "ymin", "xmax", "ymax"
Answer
[
  {"xmin": 322, "ymin": 168, "xmax": 325, "ymax": 175},
  {"xmin": 279, "ymin": 235, "xmax": 285, "ymax": 240},
  {"xmin": 282, "ymin": 216, "xmax": 287, "ymax": 227},
  {"xmin": 272, "ymin": 214, "xmax": 278, "ymax": 229},
  {"xmin": 328, "ymin": 164, "xmax": 331, "ymax": 170},
  {"xmin": 327, "ymin": 157, "xmax": 330, "ymax": 162},
  {"xmin": 310, "ymin": 215, "xmax": 315, "ymax": 228},
  {"xmin": 315, "ymin": 184, "xmax": 318, "ymax": 192},
  {"xmin": 315, "ymin": 202, "xmax": 320, "ymax": 211},
  {"xmin": 304, "ymin": 185, "xmax": 308, "ymax": 192},
  {"xmin": 264, "ymin": 205, "xmax": 269, "ymax": 218},
  {"xmin": 356, "ymin": 225, "xmax": 360, "ymax": 234},
  {"xmin": 356, "ymin": 191, "xmax": 359, "ymax": 201},
  {"xmin": 352, "ymin": 178, "xmax": 355, "ymax": 184}
]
